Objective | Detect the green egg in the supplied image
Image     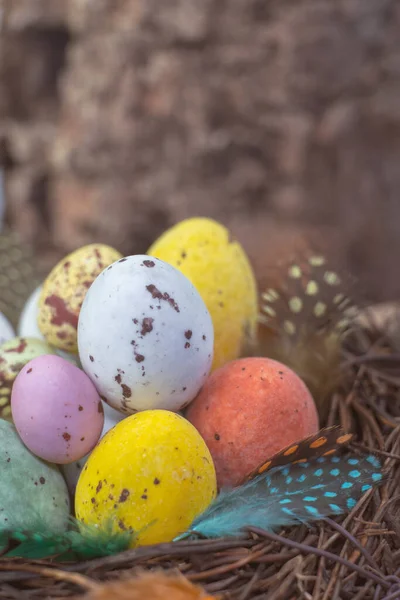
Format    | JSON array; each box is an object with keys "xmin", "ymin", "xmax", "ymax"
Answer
[
  {"xmin": 0, "ymin": 420, "xmax": 70, "ymax": 533},
  {"xmin": 0, "ymin": 336, "xmax": 55, "ymax": 420}
]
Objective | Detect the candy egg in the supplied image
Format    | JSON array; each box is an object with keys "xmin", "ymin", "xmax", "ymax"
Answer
[
  {"xmin": 0, "ymin": 311, "xmax": 15, "ymax": 345},
  {"xmin": 18, "ymin": 285, "xmax": 43, "ymax": 339},
  {"xmin": 0, "ymin": 420, "xmax": 70, "ymax": 533},
  {"xmin": 11, "ymin": 354, "xmax": 104, "ymax": 463},
  {"xmin": 148, "ymin": 218, "xmax": 258, "ymax": 370},
  {"xmin": 18, "ymin": 284, "xmax": 80, "ymax": 366},
  {"xmin": 0, "ymin": 336, "xmax": 56, "ymax": 420},
  {"xmin": 61, "ymin": 401, "xmax": 125, "ymax": 496},
  {"xmin": 186, "ymin": 357, "xmax": 319, "ymax": 487},
  {"xmin": 38, "ymin": 244, "xmax": 122, "ymax": 353},
  {"xmin": 75, "ymin": 410, "xmax": 217, "ymax": 546},
  {"xmin": 78, "ymin": 255, "xmax": 214, "ymax": 413}
]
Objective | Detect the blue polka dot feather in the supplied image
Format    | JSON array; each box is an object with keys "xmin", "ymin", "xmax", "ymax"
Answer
[{"xmin": 177, "ymin": 450, "xmax": 384, "ymax": 540}]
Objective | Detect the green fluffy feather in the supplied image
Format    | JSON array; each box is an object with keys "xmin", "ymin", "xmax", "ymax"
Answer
[{"xmin": 0, "ymin": 518, "xmax": 133, "ymax": 560}]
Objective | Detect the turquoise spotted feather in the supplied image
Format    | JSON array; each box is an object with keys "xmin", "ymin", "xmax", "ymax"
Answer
[{"xmin": 176, "ymin": 453, "xmax": 384, "ymax": 540}]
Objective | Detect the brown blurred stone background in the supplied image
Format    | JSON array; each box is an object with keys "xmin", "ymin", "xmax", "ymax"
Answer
[{"xmin": 0, "ymin": 0, "xmax": 399, "ymax": 303}]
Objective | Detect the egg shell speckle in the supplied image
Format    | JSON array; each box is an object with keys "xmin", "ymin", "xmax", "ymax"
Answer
[
  {"xmin": 38, "ymin": 244, "xmax": 122, "ymax": 353},
  {"xmin": 0, "ymin": 336, "xmax": 56, "ymax": 421},
  {"xmin": 11, "ymin": 354, "xmax": 104, "ymax": 464},
  {"xmin": 0, "ymin": 420, "xmax": 70, "ymax": 532},
  {"xmin": 78, "ymin": 255, "xmax": 214, "ymax": 413},
  {"xmin": 61, "ymin": 401, "xmax": 125, "ymax": 496},
  {"xmin": 75, "ymin": 410, "xmax": 217, "ymax": 546},
  {"xmin": 148, "ymin": 218, "xmax": 258, "ymax": 371},
  {"xmin": 186, "ymin": 357, "xmax": 319, "ymax": 487}
]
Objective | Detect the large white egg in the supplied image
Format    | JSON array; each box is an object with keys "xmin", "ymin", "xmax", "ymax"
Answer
[
  {"xmin": 61, "ymin": 401, "xmax": 124, "ymax": 495},
  {"xmin": 0, "ymin": 312, "xmax": 15, "ymax": 345},
  {"xmin": 18, "ymin": 285, "xmax": 80, "ymax": 367},
  {"xmin": 78, "ymin": 255, "xmax": 214, "ymax": 413}
]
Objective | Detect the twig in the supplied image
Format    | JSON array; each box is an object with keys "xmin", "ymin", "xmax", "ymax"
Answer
[{"xmin": 247, "ymin": 527, "xmax": 389, "ymax": 589}]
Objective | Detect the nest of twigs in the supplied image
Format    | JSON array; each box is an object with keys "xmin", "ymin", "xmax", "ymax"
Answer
[{"xmin": 1, "ymin": 305, "xmax": 400, "ymax": 600}]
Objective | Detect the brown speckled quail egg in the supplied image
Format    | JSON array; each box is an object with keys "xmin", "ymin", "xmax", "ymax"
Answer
[{"xmin": 78, "ymin": 255, "xmax": 214, "ymax": 413}]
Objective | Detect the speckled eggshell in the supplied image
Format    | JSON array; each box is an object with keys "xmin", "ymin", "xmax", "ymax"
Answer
[
  {"xmin": 18, "ymin": 284, "xmax": 80, "ymax": 367},
  {"xmin": 38, "ymin": 244, "xmax": 122, "ymax": 353},
  {"xmin": 11, "ymin": 354, "xmax": 104, "ymax": 464},
  {"xmin": 61, "ymin": 401, "xmax": 125, "ymax": 496},
  {"xmin": 186, "ymin": 357, "xmax": 319, "ymax": 487},
  {"xmin": 0, "ymin": 311, "xmax": 15, "ymax": 345},
  {"xmin": 0, "ymin": 419, "xmax": 70, "ymax": 532},
  {"xmin": 78, "ymin": 255, "xmax": 214, "ymax": 413},
  {"xmin": 148, "ymin": 218, "xmax": 258, "ymax": 371},
  {"xmin": 75, "ymin": 410, "xmax": 217, "ymax": 546},
  {"xmin": 0, "ymin": 336, "xmax": 56, "ymax": 421}
]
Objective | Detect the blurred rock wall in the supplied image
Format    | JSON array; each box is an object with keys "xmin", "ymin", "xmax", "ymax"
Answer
[{"xmin": 0, "ymin": 0, "xmax": 399, "ymax": 302}]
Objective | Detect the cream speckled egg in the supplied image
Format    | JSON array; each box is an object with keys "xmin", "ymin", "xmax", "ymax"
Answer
[
  {"xmin": 148, "ymin": 218, "xmax": 258, "ymax": 370},
  {"xmin": 75, "ymin": 410, "xmax": 217, "ymax": 546},
  {"xmin": 38, "ymin": 244, "xmax": 122, "ymax": 353},
  {"xmin": 18, "ymin": 284, "xmax": 80, "ymax": 366},
  {"xmin": 78, "ymin": 255, "xmax": 214, "ymax": 413},
  {"xmin": 0, "ymin": 336, "xmax": 55, "ymax": 421}
]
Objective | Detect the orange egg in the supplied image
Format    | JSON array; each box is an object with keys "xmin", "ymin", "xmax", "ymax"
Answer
[{"xmin": 186, "ymin": 357, "xmax": 319, "ymax": 487}]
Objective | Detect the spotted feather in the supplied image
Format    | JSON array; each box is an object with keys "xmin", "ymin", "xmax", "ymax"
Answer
[
  {"xmin": 0, "ymin": 174, "xmax": 39, "ymax": 327},
  {"xmin": 0, "ymin": 228, "xmax": 39, "ymax": 327},
  {"xmin": 259, "ymin": 252, "xmax": 358, "ymax": 341},
  {"xmin": 177, "ymin": 453, "xmax": 385, "ymax": 540},
  {"xmin": 243, "ymin": 426, "xmax": 353, "ymax": 483},
  {"xmin": 257, "ymin": 249, "xmax": 360, "ymax": 416}
]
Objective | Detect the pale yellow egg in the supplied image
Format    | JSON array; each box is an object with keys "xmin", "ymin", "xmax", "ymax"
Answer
[{"xmin": 148, "ymin": 218, "xmax": 258, "ymax": 370}]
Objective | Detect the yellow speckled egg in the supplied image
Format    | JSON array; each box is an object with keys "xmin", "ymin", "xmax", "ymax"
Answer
[
  {"xmin": 38, "ymin": 244, "xmax": 122, "ymax": 353},
  {"xmin": 148, "ymin": 218, "xmax": 258, "ymax": 370},
  {"xmin": 75, "ymin": 410, "xmax": 217, "ymax": 546}
]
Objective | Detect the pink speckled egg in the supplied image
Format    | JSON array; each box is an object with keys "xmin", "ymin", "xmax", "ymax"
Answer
[{"xmin": 11, "ymin": 354, "xmax": 104, "ymax": 464}]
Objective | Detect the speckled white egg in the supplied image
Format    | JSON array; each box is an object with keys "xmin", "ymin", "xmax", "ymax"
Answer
[
  {"xmin": 0, "ymin": 312, "xmax": 14, "ymax": 345},
  {"xmin": 78, "ymin": 255, "xmax": 214, "ymax": 413},
  {"xmin": 18, "ymin": 285, "xmax": 80, "ymax": 367},
  {"xmin": 61, "ymin": 401, "xmax": 125, "ymax": 495}
]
